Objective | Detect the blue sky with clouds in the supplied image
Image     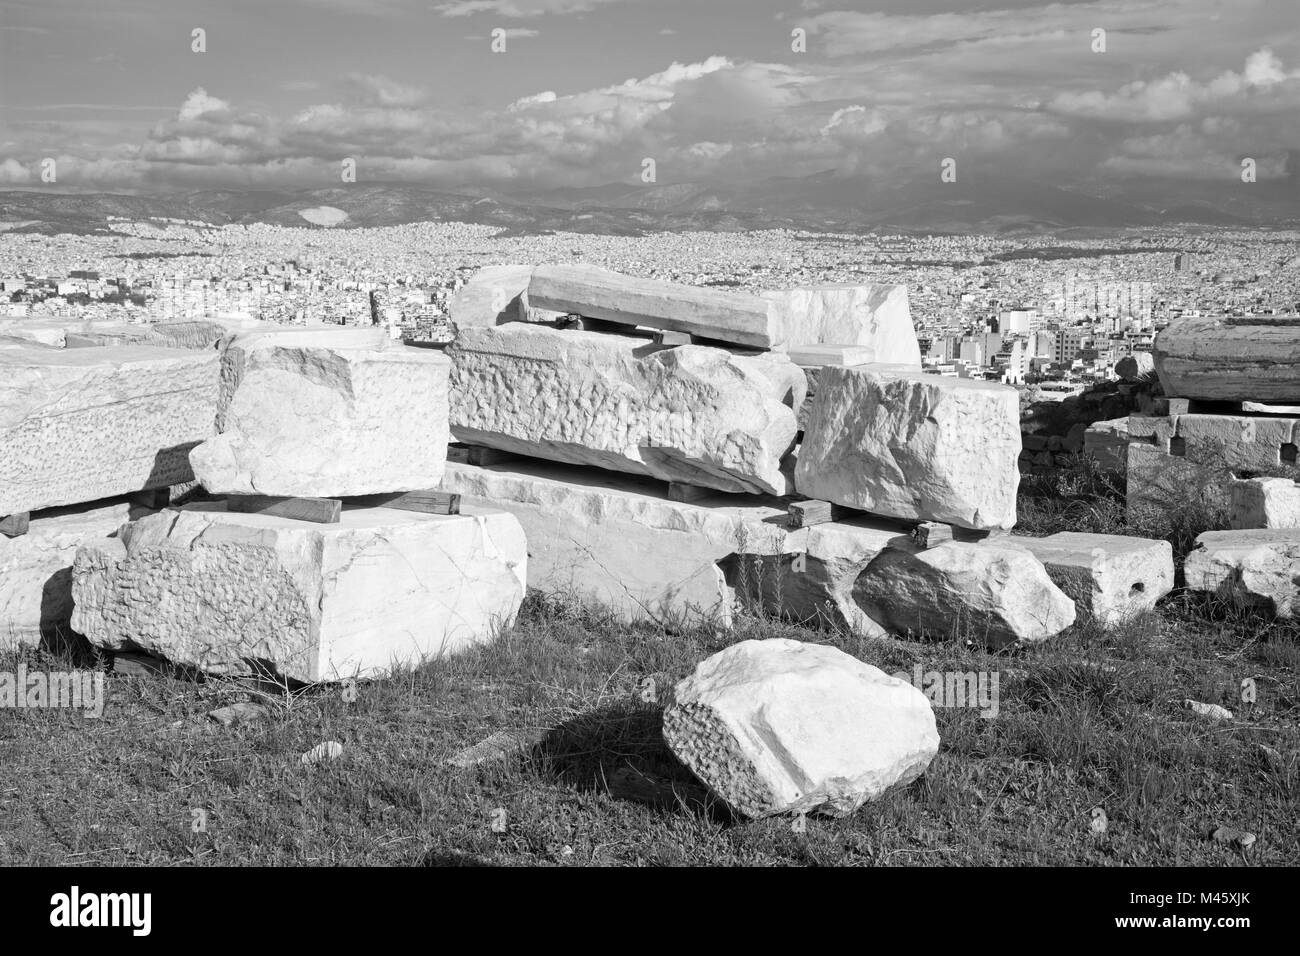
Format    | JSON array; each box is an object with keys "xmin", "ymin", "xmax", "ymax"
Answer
[{"xmin": 0, "ymin": 0, "xmax": 1296, "ymax": 192}]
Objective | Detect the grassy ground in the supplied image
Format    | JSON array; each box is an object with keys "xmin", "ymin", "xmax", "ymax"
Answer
[{"xmin": 2, "ymin": 476, "xmax": 1298, "ymax": 866}]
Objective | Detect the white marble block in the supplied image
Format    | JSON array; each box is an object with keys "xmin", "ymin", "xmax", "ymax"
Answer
[
  {"xmin": 0, "ymin": 346, "xmax": 218, "ymax": 515},
  {"xmin": 762, "ymin": 284, "xmax": 921, "ymax": 363},
  {"xmin": 447, "ymin": 324, "xmax": 800, "ymax": 495},
  {"xmin": 1229, "ymin": 477, "xmax": 1300, "ymax": 530},
  {"xmin": 1007, "ymin": 531, "xmax": 1173, "ymax": 627},
  {"xmin": 191, "ymin": 330, "xmax": 450, "ymax": 497},
  {"xmin": 70, "ymin": 504, "xmax": 527, "ymax": 682},
  {"xmin": 853, "ymin": 541, "xmax": 1076, "ymax": 647},
  {"xmin": 0, "ymin": 500, "xmax": 134, "ymax": 649},
  {"xmin": 795, "ymin": 364, "xmax": 1021, "ymax": 530},
  {"xmin": 663, "ymin": 639, "xmax": 939, "ymax": 818},
  {"xmin": 1184, "ymin": 529, "xmax": 1300, "ymax": 617}
]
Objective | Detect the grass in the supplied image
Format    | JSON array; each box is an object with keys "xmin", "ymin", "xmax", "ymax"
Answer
[{"xmin": 2, "ymin": 576, "xmax": 1297, "ymax": 866}]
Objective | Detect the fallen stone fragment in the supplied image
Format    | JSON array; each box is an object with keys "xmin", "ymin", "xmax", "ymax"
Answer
[
  {"xmin": 662, "ymin": 639, "xmax": 939, "ymax": 818},
  {"xmin": 0, "ymin": 345, "xmax": 218, "ymax": 515},
  {"xmin": 191, "ymin": 330, "xmax": 450, "ymax": 497},
  {"xmin": 1154, "ymin": 315, "xmax": 1300, "ymax": 402},
  {"xmin": 301, "ymin": 741, "xmax": 344, "ymax": 765},
  {"xmin": 445, "ymin": 728, "xmax": 547, "ymax": 769},
  {"xmin": 1183, "ymin": 529, "xmax": 1300, "ymax": 617},
  {"xmin": 853, "ymin": 542, "xmax": 1076, "ymax": 647},
  {"xmin": 0, "ymin": 500, "xmax": 133, "ymax": 649},
  {"xmin": 795, "ymin": 364, "xmax": 1021, "ymax": 530},
  {"xmin": 208, "ymin": 702, "xmax": 270, "ymax": 727},
  {"xmin": 1005, "ymin": 532, "xmax": 1173, "ymax": 627},
  {"xmin": 71, "ymin": 503, "xmax": 527, "ymax": 682},
  {"xmin": 1229, "ymin": 477, "xmax": 1300, "ymax": 530},
  {"xmin": 448, "ymin": 324, "xmax": 799, "ymax": 495},
  {"xmin": 1184, "ymin": 699, "xmax": 1233, "ymax": 720}
]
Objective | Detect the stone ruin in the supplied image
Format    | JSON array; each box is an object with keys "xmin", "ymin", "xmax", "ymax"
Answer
[{"xmin": 3, "ymin": 268, "xmax": 1203, "ymax": 817}]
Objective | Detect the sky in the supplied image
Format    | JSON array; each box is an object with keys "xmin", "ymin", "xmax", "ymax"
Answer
[{"xmin": 0, "ymin": 0, "xmax": 1297, "ymax": 194}]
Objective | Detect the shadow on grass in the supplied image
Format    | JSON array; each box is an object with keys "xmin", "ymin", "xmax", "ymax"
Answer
[{"xmin": 532, "ymin": 701, "xmax": 731, "ymax": 824}]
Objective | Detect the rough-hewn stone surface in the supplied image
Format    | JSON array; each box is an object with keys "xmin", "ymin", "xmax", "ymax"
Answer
[
  {"xmin": 191, "ymin": 331, "xmax": 449, "ymax": 497},
  {"xmin": 1006, "ymin": 532, "xmax": 1173, "ymax": 627},
  {"xmin": 0, "ymin": 500, "xmax": 135, "ymax": 649},
  {"xmin": 663, "ymin": 639, "xmax": 939, "ymax": 818},
  {"xmin": 71, "ymin": 504, "xmax": 527, "ymax": 681},
  {"xmin": 1184, "ymin": 529, "xmax": 1300, "ymax": 617},
  {"xmin": 0, "ymin": 346, "xmax": 218, "ymax": 515},
  {"xmin": 1154, "ymin": 315, "xmax": 1300, "ymax": 401},
  {"xmin": 447, "ymin": 264, "xmax": 566, "ymax": 330},
  {"xmin": 447, "ymin": 324, "xmax": 800, "ymax": 495},
  {"xmin": 1229, "ymin": 477, "xmax": 1300, "ymax": 529},
  {"xmin": 853, "ymin": 541, "xmax": 1076, "ymax": 647},
  {"xmin": 795, "ymin": 364, "xmax": 1020, "ymax": 530}
]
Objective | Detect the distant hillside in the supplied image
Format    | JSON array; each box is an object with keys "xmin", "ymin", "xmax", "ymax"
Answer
[{"xmin": 2, "ymin": 168, "xmax": 1297, "ymax": 237}]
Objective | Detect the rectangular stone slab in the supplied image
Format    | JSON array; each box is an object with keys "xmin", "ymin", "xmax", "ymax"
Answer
[
  {"xmin": 794, "ymin": 364, "xmax": 1021, "ymax": 530},
  {"xmin": 0, "ymin": 345, "xmax": 219, "ymax": 515},
  {"xmin": 529, "ymin": 264, "xmax": 782, "ymax": 348},
  {"xmin": 1154, "ymin": 315, "xmax": 1300, "ymax": 401},
  {"xmin": 438, "ymin": 459, "xmax": 908, "ymax": 635},
  {"xmin": 191, "ymin": 329, "xmax": 449, "ymax": 497},
  {"xmin": 447, "ymin": 324, "xmax": 800, "ymax": 496},
  {"xmin": 70, "ymin": 504, "xmax": 527, "ymax": 682}
]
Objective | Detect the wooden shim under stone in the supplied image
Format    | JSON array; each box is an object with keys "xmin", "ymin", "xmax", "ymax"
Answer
[
  {"xmin": 372, "ymin": 490, "xmax": 461, "ymax": 516},
  {"xmin": 911, "ymin": 521, "xmax": 953, "ymax": 548},
  {"xmin": 0, "ymin": 512, "xmax": 30, "ymax": 537},
  {"xmin": 787, "ymin": 499, "xmax": 864, "ymax": 528},
  {"xmin": 225, "ymin": 494, "xmax": 341, "ymax": 524}
]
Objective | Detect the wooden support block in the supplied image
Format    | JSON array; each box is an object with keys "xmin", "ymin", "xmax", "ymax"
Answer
[
  {"xmin": 911, "ymin": 521, "xmax": 953, "ymax": 548},
  {"xmin": 373, "ymin": 490, "xmax": 461, "ymax": 516},
  {"xmin": 0, "ymin": 512, "xmax": 30, "ymax": 538},
  {"xmin": 667, "ymin": 482, "xmax": 713, "ymax": 503},
  {"xmin": 225, "ymin": 494, "xmax": 342, "ymax": 524},
  {"xmin": 787, "ymin": 499, "xmax": 859, "ymax": 528},
  {"xmin": 788, "ymin": 499, "xmax": 834, "ymax": 528}
]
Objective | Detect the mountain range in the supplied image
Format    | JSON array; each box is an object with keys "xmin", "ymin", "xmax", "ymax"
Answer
[{"xmin": 2, "ymin": 168, "xmax": 1296, "ymax": 237}]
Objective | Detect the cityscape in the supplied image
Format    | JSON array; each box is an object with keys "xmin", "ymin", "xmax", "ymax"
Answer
[{"xmin": 3, "ymin": 220, "xmax": 1297, "ymax": 395}]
